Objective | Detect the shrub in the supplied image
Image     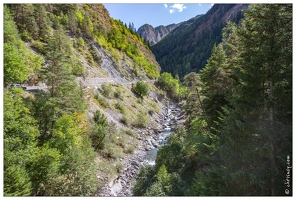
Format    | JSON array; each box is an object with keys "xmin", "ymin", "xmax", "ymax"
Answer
[
  {"xmin": 125, "ymin": 128, "xmax": 136, "ymax": 137},
  {"xmin": 71, "ymin": 58, "xmax": 85, "ymax": 76},
  {"xmin": 124, "ymin": 145, "xmax": 135, "ymax": 154},
  {"xmin": 31, "ymin": 40, "xmax": 47, "ymax": 54},
  {"xmin": 101, "ymin": 83, "xmax": 114, "ymax": 98},
  {"xmin": 156, "ymin": 72, "xmax": 180, "ymax": 100},
  {"xmin": 89, "ymin": 110, "xmax": 108, "ymax": 150},
  {"xmin": 20, "ymin": 30, "xmax": 32, "ymax": 42},
  {"xmin": 148, "ymin": 109, "xmax": 154, "ymax": 116},
  {"xmin": 114, "ymin": 87, "xmax": 123, "ymax": 99},
  {"xmin": 104, "ymin": 143, "xmax": 123, "ymax": 159},
  {"xmin": 132, "ymin": 81, "xmax": 149, "ymax": 98},
  {"xmin": 115, "ymin": 102, "xmax": 126, "ymax": 114},
  {"xmin": 115, "ymin": 161, "xmax": 123, "ymax": 172},
  {"xmin": 94, "ymin": 94, "xmax": 109, "ymax": 108},
  {"xmin": 97, "ymin": 161, "xmax": 117, "ymax": 188},
  {"xmin": 120, "ymin": 115, "xmax": 128, "ymax": 125},
  {"xmin": 133, "ymin": 112, "xmax": 148, "ymax": 128}
]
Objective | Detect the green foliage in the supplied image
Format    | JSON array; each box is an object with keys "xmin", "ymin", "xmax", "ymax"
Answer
[
  {"xmin": 3, "ymin": 3, "xmax": 166, "ymax": 197},
  {"xmin": 151, "ymin": 4, "xmax": 245, "ymax": 78},
  {"xmin": 132, "ymin": 80, "xmax": 149, "ymax": 98},
  {"xmin": 48, "ymin": 114, "xmax": 84, "ymax": 153},
  {"xmin": 199, "ymin": 43, "xmax": 230, "ymax": 135},
  {"xmin": 34, "ymin": 4, "xmax": 52, "ymax": 42},
  {"xmin": 56, "ymin": 137, "xmax": 98, "ymax": 196},
  {"xmin": 5, "ymin": 3, "xmax": 291, "ymax": 197},
  {"xmin": 148, "ymin": 109, "xmax": 154, "ymax": 116},
  {"xmin": 74, "ymin": 37, "xmax": 86, "ymax": 51},
  {"xmin": 120, "ymin": 115, "xmax": 128, "ymax": 125},
  {"xmin": 4, "ymin": 88, "xmax": 39, "ymax": 150},
  {"xmin": 89, "ymin": 110, "xmax": 108, "ymax": 150},
  {"xmin": 101, "ymin": 83, "xmax": 114, "ymax": 98},
  {"xmin": 216, "ymin": 4, "xmax": 292, "ymax": 195},
  {"xmin": 144, "ymin": 181, "xmax": 166, "ymax": 196},
  {"xmin": 94, "ymin": 94, "xmax": 110, "ymax": 108},
  {"xmin": 123, "ymin": 145, "xmax": 135, "ymax": 154},
  {"xmin": 115, "ymin": 161, "xmax": 123, "ymax": 172},
  {"xmin": 41, "ymin": 25, "xmax": 86, "ymax": 118},
  {"xmin": 124, "ymin": 128, "xmax": 136, "ymax": 137},
  {"xmin": 7, "ymin": 4, "xmax": 39, "ymax": 40},
  {"xmin": 132, "ymin": 111, "xmax": 148, "ymax": 128},
  {"xmin": 42, "ymin": 112, "xmax": 98, "ymax": 196},
  {"xmin": 31, "ymin": 40, "xmax": 47, "ymax": 54},
  {"xmin": 104, "ymin": 143, "xmax": 124, "ymax": 159},
  {"xmin": 156, "ymin": 72, "xmax": 180, "ymax": 100},
  {"xmin": 156, "ymin": 165, "xmax": 172, "ymax": 194},
  {"xmin": 115, "ymin": 101, "xmax": 126, "ymax": 114},
  {"xmin": 26, "ymin": 146, "xmax": 61, "ymax": 196},
  {"xmin": 4, "ymin": 88, "xmax": 39, "ymax": 196},
  {"xmin": 4, "ymin": 5, "xmax": 43, "ymax": 85},
  {"xmin": 106, "ymin": 19, "xmax": 159, "ymax": 79},
  {"xmin": 132, "ymin": 165, "xmax": 157, "ymax": 196},
  {"xmin": 155, "ymin": 134, "xmax": 187, "ymax": 174},
  {"xmin": 4, "ymin": 164, "xmax": 32, "ymax": 196},
  {"xmin": 93, "ymin": 110, "xmax": 108, "ymax": 126},
  {"xmin": 71, "ymin": 57, "xmax": 86, "ymax": 76},
  {"xmin": 4, "ymin": 43, "xmax": 28, "ymax": 84},
  {"xmin": 114, "ymin": 87, "xmax": 123, "ymax": 99},
  {"xmin": 133, "ymin": 4, "xmax": 292, "ymax": 196}
]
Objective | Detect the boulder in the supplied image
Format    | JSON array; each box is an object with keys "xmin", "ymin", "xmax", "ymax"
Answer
[
  {"xmin": 110, "ymin": 180, "xmax": 122, "ymax": 196},
  {"xmin": 131, "ymin": 160, "xmax": 139, "ymax": 166}
]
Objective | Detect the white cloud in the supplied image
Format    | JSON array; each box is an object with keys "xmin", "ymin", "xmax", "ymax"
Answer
[
  {"xmin": 170, "ymin": 4, "xmax": 186, "ymax": 12},
  {"xmin": 198, "ymin": 4, "xmax": 202, "ymax": 6},
  {"xmin": 164, "ymin": 4, "xmax": 168, "ymax": 8},
  {"xmin": 169, "ymin": 9, "xmax": 175, "ymax": 14}
]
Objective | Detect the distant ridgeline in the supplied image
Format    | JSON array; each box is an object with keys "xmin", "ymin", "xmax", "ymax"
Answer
[
  {"xmin": 137, "ymin": 23, "xmax": 180, "ymax": 46},
  {"xmin": 151, "ymin": 4, "xmax": 249, "ymax": 78}
]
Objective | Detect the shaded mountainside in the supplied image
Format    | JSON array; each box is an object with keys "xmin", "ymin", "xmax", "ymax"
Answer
[
  {"xmin": 151, "ymin": 4, "xmax": 249, "ymax": 77},
  {"xmin": 137, "ymin": 23, "xmax": 180, "ymax": 46}
]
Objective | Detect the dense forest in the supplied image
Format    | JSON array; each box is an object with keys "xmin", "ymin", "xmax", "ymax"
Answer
[
  {"xmin": 133, "ymin": 4, "xmax": 292, "ymax": 196},
  {"xmin": 151, "ymin": 4, "xmax": 248, "ymax": 78},
  {"xmin": 3, "ymin": 3, "xmax": 292, "ymax": 197}
]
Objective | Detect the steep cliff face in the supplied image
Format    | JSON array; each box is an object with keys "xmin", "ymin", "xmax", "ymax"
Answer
[{"xmin": 137, "ymin": 23, "xmax": 179, "ymax": 45}]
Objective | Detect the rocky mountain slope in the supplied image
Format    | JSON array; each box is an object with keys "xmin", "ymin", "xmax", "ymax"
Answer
[
  {"xmin": 137, "ymin": 23, "xmax": 179, "ymax": 45},
  {"xmin": 151, "ymin": 4, "xmax": 249, "ymax": 77},
  {"xmin": 4, "ymin": 3, "xmax": 172, "ymax": 196}
]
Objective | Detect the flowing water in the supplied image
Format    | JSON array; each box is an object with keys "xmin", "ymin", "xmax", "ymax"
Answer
[
  {"xmin": 144, "ymin": 104, "xmax": 177, "ymax": 165},
  {"xmin": 98, "ymin": 103, "xmax": 183, "ymax": 196}
]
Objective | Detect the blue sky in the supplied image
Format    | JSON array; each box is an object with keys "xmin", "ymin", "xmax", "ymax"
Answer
[{"xmin": 103, "ymin": 3, "xmax": 213, "ymax": 30}]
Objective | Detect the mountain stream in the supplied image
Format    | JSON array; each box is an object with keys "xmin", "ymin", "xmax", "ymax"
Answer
[{"xmin": 97, "ymin": 103, "xmax": 185, "ymax": 196}]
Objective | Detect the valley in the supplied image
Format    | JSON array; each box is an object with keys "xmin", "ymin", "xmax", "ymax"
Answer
[
  {"xmin": 97, "ymin": 103, "xmax": 184, "ymax": 196},
  {"xmin": 3, "ymin": 3, "xmax": 292, "ymax": 197}
]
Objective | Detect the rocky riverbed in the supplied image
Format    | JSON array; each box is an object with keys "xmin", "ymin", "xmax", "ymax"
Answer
[{"xmin": 96, "ymin": 103, "xmax": 185, "ymax": 197}]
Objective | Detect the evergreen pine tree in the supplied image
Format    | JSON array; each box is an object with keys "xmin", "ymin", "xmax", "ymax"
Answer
[{"xmin": 219, "ymin": 4, "xmax": 292, "ymax": 195}]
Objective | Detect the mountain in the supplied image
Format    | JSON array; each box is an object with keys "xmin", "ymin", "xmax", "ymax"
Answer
[
  {"xmin": 137, "ymin": 23, "xmax": 180, "ymax": 45},
  {"xmin": 151, "ymin": 4, "xmax": 249, "ymax": 77},
  {"xmin": 4, "ymin": 3, "xmax": 168, "ymax": 196}
]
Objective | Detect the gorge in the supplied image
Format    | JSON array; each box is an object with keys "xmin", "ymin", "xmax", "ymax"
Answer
[{"xmin": 3, "ymin": 3, "xmax": 292, "ymax": 197}]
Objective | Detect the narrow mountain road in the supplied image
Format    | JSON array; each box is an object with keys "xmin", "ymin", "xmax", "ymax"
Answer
[{"xmin": 23, "ymin": 77, "xmax": 155, "ymax": 92}]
